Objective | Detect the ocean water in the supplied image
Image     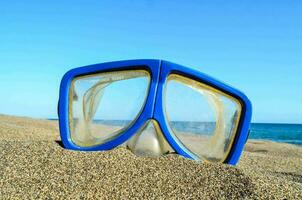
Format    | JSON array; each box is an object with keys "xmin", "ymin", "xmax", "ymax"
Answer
[
  {"xmin": 249, "ymin": 123, "xmax": 302, "ymax": 146},
  {"xmin": 169, "ymin": 122, "xmax": 302, "ymax": 146},
  {"xmin": 81, "ymin": 120, "xmax": 302, "ymax": 146}
]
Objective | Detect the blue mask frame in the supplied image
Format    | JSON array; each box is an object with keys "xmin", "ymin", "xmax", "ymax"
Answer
[{"xmin": 58, "ymin": 59, "xmax": 252, "ymax": 165}]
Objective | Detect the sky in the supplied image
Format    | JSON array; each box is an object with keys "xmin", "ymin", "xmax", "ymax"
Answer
[{"xmin": 0, "ymin": 0, "xmax": 301, "ymax": 123}]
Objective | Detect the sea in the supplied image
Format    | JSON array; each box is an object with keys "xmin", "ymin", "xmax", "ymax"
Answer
[
  {"xmin": 62, "ymin": 119, "xmax": 302, "ymax": 146},
  {"xmin": 249, "ymin": 123, "xmax": 302, "ymax": 146},
  {"xmin": 169, "ymin": 122, "xmax": 302, "ymax": 146}
]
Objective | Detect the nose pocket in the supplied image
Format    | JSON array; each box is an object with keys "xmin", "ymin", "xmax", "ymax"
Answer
[{"xmin": 126, "ymin": 120, "xmax": 173, "ymax": 157}]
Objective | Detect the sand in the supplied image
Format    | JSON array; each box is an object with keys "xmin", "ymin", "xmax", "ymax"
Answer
[{"xmin": 0, "ymin": 114, "xmax": 301, "ymax": 199}]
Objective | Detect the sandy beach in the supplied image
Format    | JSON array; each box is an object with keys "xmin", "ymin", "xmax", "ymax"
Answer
[{"xmin": 0, "ymin": 114, "xmax": 301, "ymax": 199}]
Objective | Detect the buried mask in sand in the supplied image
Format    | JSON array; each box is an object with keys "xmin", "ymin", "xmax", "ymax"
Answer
[{"xmin": 58, "ymin": 60, "xmax": 252, "ymax": 165}]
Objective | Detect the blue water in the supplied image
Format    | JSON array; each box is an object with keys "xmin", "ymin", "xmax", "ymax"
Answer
[
  {"xmin": 67, "ymin": 119, "xmax": 302, "ymax": 146},
  {"xmin": 249, "ymin": 123, "xmax": 302, "ymax": 146},
  {"xmin": 170, "ymin": 122, "xmax": 302, "ymax": 146}
]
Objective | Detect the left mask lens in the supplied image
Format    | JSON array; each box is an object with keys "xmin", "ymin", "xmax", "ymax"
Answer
[{"xmin": 69, "ymin": 70, "xmax": 150, "ymax": 147}]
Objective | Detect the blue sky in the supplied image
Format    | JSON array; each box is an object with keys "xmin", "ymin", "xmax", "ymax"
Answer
[{"xmin": 0, "ymin": 0, "xmax": 301, "ymax": 123}]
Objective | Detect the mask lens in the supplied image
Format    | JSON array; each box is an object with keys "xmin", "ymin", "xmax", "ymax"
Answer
[
  {"xmin": 164, "ymin": 74, "xmax": 242, "ymax": 162},
  {"xmin": 69, "ymin": 70, "xmax": 150, "ymax": 147}
]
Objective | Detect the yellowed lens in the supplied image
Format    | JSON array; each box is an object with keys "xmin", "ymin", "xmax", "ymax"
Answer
[
  {"xmin": 69, "ymin": 70, "xmax": 150, "ymax": 147},
  {"xmin": 164, "ymin": 74, "xmax": 242, "ymax": 162}
]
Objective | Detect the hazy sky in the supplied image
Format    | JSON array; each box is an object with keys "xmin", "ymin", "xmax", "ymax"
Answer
[{"xmin": 0, "ymin": 1, "xmax": 301, "ymax": 123}]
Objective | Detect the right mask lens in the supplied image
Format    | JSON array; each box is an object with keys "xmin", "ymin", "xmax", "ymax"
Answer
[
  {"xmin": 164, "ymin": 74, "xmax": 242, "ymax": 162},
  {"xmin": 69, "ymin": 70, "xmax": 150, "ymax": 147}
]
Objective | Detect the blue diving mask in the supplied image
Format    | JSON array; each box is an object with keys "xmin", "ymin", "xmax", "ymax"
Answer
[{"xmin": 58, "ymin": 60, "xmax": 252, "ymax": 165}]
